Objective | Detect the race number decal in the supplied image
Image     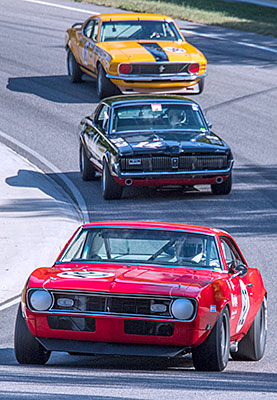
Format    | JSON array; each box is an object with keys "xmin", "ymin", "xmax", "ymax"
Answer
[
  {"xmin": 58, "ymin": 271, "xmax": 114, "ymax": 279},
  {"xmin": 164, "ymin": 47, "xmax": 186, "ymax": 53},
  {"xmin": 83, "ymin": 42, "xmax": 89, "ymax": 66},
  {"xmin": 236, "ymin": 280, "xmax": 250, "ymax": 333}
]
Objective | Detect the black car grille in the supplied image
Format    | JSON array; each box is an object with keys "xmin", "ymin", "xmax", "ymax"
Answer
[
  {"xmin": 129, "ymin": 63, "xmax": 189, "ymax": 75},
  {"xmin": 50, "ymin": 292, "xmax": 173, "ymax": 319},
  {"xmin": 120, "ymin": 154, "xmax": 228, "ymax": 172}
]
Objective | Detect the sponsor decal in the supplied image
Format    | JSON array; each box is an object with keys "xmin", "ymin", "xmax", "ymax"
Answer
[
  {"xmin": 164, "ymin": 46, "xmax": 186, "ymax": 53},
  {"xmin": 151, "ymin": 104, "xmax": 162, "ymax": 112},
  {"xmin": 57, "ymin": 271, "xmax": 115, "ymax": 279},
  {"xmin": 236, "ymin": 280, "xmax": 250, "ymax": 333},
  {"xmin": 231, "ymin": 293, "xmax": 238, "ymax": 307},
  {"xmin": 138, "ymin": 42, "xmax": 169, "ymax": 62},
  {"xmin": 133, "ymin": 141, "xmax": 163, "ymax": 149},
  {"xmin": 231, "ymin": 310, "xmax": 238, "ymax": 320},
  {"xmin": 110, "ymin": 137, "xmax": 129, "ymax": 147},
  {"xmin": 210, "ymin": 305, "xmax": 216, "ymax": 312}
]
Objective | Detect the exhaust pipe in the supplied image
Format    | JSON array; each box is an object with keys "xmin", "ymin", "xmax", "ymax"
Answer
[
  {"xmin": 125, "ymin": 178, "xmax": 133, "ymax": 186},
  {"xmin": 216, "ymin": 176, "xmax": 223, "ymax": 184}
]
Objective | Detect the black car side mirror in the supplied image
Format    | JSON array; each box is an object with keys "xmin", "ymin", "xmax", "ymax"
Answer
[
  {"xmin": 229, "ymin": 263, "xmax": 248, "ymax": 277},
  {"xmin": 207, "ymin": 122, "xmax": 213, "ymax": 129}
]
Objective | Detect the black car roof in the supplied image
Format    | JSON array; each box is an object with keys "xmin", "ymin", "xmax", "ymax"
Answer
[{"xmin": 102, "ymin": 94, "xmax": 199, "ymax": 107}]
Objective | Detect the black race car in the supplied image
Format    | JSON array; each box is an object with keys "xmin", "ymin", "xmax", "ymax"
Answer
[{"xmin": 79, "ymin": 95, "xmax": 233, "ymax": 199}]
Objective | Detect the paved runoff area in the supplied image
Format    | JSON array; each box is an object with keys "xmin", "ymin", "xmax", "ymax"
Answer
[{"xmin": 0, "ymin": 143, "xmax": 81, "ymax": 305}]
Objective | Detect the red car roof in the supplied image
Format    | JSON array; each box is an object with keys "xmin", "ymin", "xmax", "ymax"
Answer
[{"xmin": 81, "ymin": 221, "xmax": 227, "ymax": 236}]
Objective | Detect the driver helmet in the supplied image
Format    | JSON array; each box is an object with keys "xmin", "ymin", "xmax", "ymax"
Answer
[{"xmin": 167, "ymin": 108, "xmax": 186, "ymax": 127}]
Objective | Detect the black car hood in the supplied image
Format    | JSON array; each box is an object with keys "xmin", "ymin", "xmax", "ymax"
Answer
[{"xmin": 109, "ymin": 130, "xmax": 229, "ymax": 156}]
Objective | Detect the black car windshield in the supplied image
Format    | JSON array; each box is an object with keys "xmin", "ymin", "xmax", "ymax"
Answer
[
  {"xmin": 111, "ymin": 103, "xmax": 207, "ymax": 133},
  {"xmin": 58, "ymin": 228, "xmax": 222, "ymax": 270},
  {"xmin": 99, "ymin": 20, "xmax": 183, "ymax": 42}
]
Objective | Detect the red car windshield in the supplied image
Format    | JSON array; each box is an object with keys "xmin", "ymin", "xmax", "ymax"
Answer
[{"xmin": 59, "ymin": 228, "xmax": 222, "ymax": 270}]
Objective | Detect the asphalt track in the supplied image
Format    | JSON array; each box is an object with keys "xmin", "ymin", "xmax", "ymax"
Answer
[{"xmin": 0, "ymin": 0, "xmax": 277, "ymax": 398}]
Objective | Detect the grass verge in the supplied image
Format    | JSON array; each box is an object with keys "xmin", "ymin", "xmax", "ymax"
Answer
[{"xmin": 77, "ymin": 0, "xmax": 277, "ymax": 37}]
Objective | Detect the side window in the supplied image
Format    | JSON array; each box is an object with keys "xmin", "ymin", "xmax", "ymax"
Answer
[
  {"xmin": 221, "ymin": 237, "xmax": 244, "ymax": 267},
  {"xmin": 91, "ymin": 20, "xmax": 99, "ymax": 42},
  {"xmin": 95, "ymin": 105, "xmax": 109, "ymax": 131},
  {"xmin": 83, "ymin": 20, "xmax": 94, "ymax": 38}
]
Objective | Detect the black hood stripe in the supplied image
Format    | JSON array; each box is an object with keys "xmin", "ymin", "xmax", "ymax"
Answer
[{"xmin": 138, "ymin": 42, "xmax": 169, "ymax": 62}]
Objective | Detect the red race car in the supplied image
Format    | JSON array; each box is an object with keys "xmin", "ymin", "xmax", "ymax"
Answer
[{"xmin": 14, "ymin": 221, "xmax": 267, "ymax": 371}]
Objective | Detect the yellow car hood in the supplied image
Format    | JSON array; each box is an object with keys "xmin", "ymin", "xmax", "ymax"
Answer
[{"xmin": 99, "ymin": 41, "xmax": 201, "ymax": 63}]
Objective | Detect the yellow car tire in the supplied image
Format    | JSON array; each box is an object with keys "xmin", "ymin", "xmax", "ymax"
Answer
[
  {"xmin": 67, "ymin": 49, "xmax": 82, "ymax": 83},
  {"xmin": 96, "ymin": 64, "xmax": 117, "ymax": 99}
]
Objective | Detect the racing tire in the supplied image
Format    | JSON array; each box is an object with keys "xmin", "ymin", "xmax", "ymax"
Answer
[
  {"xmin": 79, "ymin": 142, "xmax": 96, "ymax": 181},
  {"xmin": 101, "ymin": 160, "xmax": 123, "ymax": 200},
  {"xmin": 231, "ymin": 297, "xmax": 267, "ymax": 361},
  {"xmin": 198, "ymin": 77, "xmax": 205, "ymax": 94},
  {"xmin": 67, "ymin": 49, "xmax": 82, "ymax": 83},
  {"xmin": 96, "ymin": 64, "xmax": 117, "ymax": 99},
  {"xmin": 211, "ymin": 173, "xmax": 232, "ymax": 195},
  {"xmin": 14, "ymin": 304, "xmax": 50, "ymax": 365},
  {"xmin": 192, "ymin": 307, "xmax": 230, "ymax": 371}
]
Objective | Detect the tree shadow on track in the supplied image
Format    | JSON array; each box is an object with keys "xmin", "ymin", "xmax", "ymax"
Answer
[
  {"xmin": 0, "ymin": 349, "xmax": 277, "ymax": 395},
  {"xmin": 4, "ymin": 164, "xmax": 277, "ymax": 237},
  {"xmin": 3, "ymin": 169, "xmax": 78, "ymax": 220},
  {"xmin": 6, "ymin": 75, "xmax": 98, "ymax": 104}
]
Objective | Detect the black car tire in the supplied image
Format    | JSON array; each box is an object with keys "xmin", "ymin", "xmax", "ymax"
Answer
[
  {"xmin": 192, "ymin": 307, "xmax": 230, "ymax": 371},
  {"xmin": 102, "ymin": 160, "xmax": 123, "ymax": 200},
  {"xmin": 80, "ymin": 142, "xmax": 96, "ymax": 181},
  {"xmin": 67, "ymin": 49, "xmax": 82, "ymax": 83},
  {"xmin": 211, "ymin": 173, "xmax": 232, "ymax": 195},
  {"xmin": 14, "ymin": 304, "xmax": 50, "ymax": 365},
  {"xmin": 97, "ymin": 64, "xmax": 117, "ymax": 99},
  {"xmin": 231, "ymin": 298, "xmax": 267, "ymax": 361},
  {"xmin": 198, "ymin": 77, "xmax": 205, "ymax": 94}
]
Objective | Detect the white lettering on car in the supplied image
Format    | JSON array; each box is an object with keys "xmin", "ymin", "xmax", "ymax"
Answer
[
  {"xmin": 236, "ymin": 280, "xmax": 250, "ymax": 333},
  {"xmin": 57, "ymin": 271, "xmax": 114, "ymax": 279}
]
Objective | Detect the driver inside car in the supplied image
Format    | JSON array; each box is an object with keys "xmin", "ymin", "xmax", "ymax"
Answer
[{"xmin": 167, "ymin": 108, "xmax": 187, "ymax": 128}]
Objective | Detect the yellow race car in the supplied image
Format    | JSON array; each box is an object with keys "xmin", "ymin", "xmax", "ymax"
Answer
[{"xmin": 65, "ymin": 13, "xmax": 207, "ymax": 98}]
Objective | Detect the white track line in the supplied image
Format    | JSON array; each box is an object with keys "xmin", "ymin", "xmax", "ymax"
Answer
[
  {"xmin": 181, "ymin": 29, "xmax": 277, "ymax": 54},
  {"xmin": 0, "ymin": 297, "xmax": 20, "ymax": 311},
  {"xmin": 0, "ymin": 129, "xmax": 90, "ymax": 224},
  {"xmin": 23, "ymin": 0, "xmax": 99, "ymax": 14},
  {"xmin": 23, "ymin": 0, "xmax": 277, "ymax": 54}
]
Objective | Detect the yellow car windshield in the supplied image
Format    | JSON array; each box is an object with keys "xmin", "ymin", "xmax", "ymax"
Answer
[{"xmin": 99, "ymin": 20, "xmax": 183, "ymax": 42}]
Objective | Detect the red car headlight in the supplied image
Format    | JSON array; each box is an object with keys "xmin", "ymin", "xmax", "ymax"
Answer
[
  {"xmin": 119, "ymin": 64, "xmax": 132, "ymax": 74},
  {"xmin": 188, "ymin": 63, "xmax": 200, "ymax": 74}
]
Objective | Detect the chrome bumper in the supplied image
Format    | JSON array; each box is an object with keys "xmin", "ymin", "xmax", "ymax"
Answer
[
  {"xmin": 106, "ymin": 72, "xmax": 207, "ymax": 82},
  {"xmin": 114, "ymin": 162, "xmax": 233, "ymax": 179}
]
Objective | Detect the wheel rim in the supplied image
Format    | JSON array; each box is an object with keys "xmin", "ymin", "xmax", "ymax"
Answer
[
  {"xmin": 80, "ymin": 146, "xmax": 84, "ymax": 173},
  {"xmin": 259, "ymin": 302, "xmax": 266, "ymax": 351},
  {"xmin": 68, "ymin": 53, "xmax": 73, "ymax": 76},
  {"xmin": 102, "ymin": 164, "xmax": 106, "ymax": 194},
  {"xmin": 221, "ymin": 313, "xmax": 230, "ymax": 362},
  {"xmin": 97, "ymin": 69, "xmax": 102, "ymax": 95}
]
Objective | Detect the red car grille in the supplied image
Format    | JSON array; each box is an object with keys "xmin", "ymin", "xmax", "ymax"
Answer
[{"xmin": 50, "ymin": 292, "xmax": 173, "ymax": 319}]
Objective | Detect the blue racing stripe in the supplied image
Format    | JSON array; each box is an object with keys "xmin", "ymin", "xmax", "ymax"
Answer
[{"xmin": 138, "ymin": 42, "xmax": 169, "ymax": 62}]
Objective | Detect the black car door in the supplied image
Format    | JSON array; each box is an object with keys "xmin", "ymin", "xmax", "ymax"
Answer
[{"xmin": 93, "ymin": 104, "xmax": 111, "ymax": 170}]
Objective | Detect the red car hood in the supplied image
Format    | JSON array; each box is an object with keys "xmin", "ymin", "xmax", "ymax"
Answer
[{"xmin": 28, "ymin": 263, "xmax": 221, "ymax": 298}]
